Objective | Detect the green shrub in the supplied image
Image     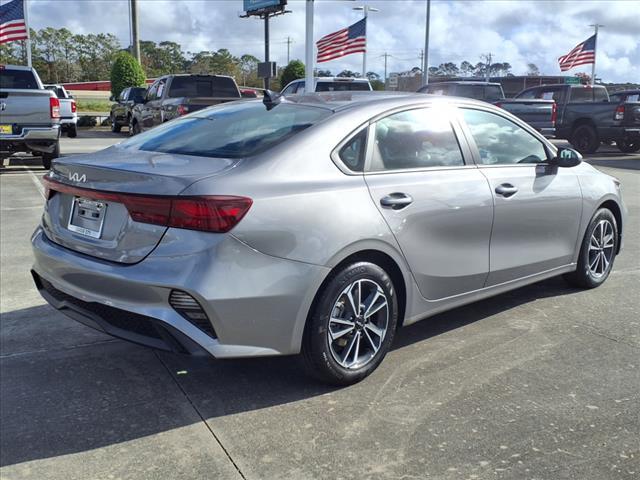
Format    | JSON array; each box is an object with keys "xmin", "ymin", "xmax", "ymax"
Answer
[
  {"xmin": 77, "ymin": 116, "xmax": 97, "ymax": 127},
  {"xmin": 279, "ymin": 60, "xmax": 305, "ymax": 90},
  {"xmin": 110, "ymin": 52, "xmax": 146, "ymax": 99}
]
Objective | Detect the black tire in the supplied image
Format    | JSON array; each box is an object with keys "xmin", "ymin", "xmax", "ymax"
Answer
[
  {"xmin": 111, "ymin": 114, "xmax": 121, "ymax": 133},
  {"xmin": 41, "ymin": 142, "xmax": 60, "ymax": 170},
  {"xmin": 563, "ymin": 208, "xmax": 618, "ymax": 289},
  {"xmin": 302, "ymin": 261, "xmax": 399, "ymax": 385},
  {"xmin": 571, "ymin": 124, "xmax": 600, "ymax": 154},
  {"xmin": 617, "ymin": 137, "xmax": 640, "ymax": 153},
  {"xmin": 129, "ymin": 118, "xmax": 140, "ymax": 136},
  {"xmin": 67, "ymin": 123, "xmax": 78, "ymax": 138}
]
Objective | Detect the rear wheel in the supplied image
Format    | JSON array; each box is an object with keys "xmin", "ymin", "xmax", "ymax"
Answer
[
  {"xmin": 571, "ymin": 124, "xmax": 599, "ymax": 154},
  {"xmin": 111, "ymin": 114, "xmax": 121, "ymax": 133},
  {"xmin": 41, "ymin": 142, "xmax": 60, "ymax": 170},
  {"xmin": 67, "ymin": 123, "xmax": 78, "ymax": 138},
  {"xmin": 302, "ymin": 262, "xmax": 398, "ymax": 385},
  {"xmin": 564, "ymin": 208, "xmax": 618, "ymax": 289},
  {"xmin": 617, "ymin": 137, "xmax": 640, "ymax": 153}
]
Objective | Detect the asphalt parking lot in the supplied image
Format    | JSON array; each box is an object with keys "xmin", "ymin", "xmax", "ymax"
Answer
[{"xmin": 1, "ymin": 130, "xmax": 639, "ymax": 480}]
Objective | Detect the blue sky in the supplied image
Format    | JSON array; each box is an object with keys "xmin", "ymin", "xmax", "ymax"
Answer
[{"xmin": 13, "ymin": 0, "xmax": 640, "ymax": 82}]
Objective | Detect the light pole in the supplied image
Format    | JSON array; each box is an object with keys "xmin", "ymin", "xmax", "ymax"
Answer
[
  {"xmin": 352, "ymin": 5, "xmax": 379, "ymax": 78},
  {"xmin": 305, "ymin": 0, "xmax": 314, "ymax": 92},
  {"xmin": 422, "ymin": 0, "xmax": 430, "ymax": 86}
]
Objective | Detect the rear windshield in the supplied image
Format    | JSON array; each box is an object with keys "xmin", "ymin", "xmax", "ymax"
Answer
[
  {"xmin": 484, "ymin": 85, "xmax": 503, "ymax": 101},
  {"xmin": 316, "ymin": 82, "xmax": 370, "ymax": 92},
  {"xmin": 569, "ymin": 87, "xmax": 609, "ymax": 102},
  {"xmin": 120, "ymin": 101, "xmax": 331, "ymax": 159},
  {"xmin": 454, "ymin": 84, "xmax": 486, "ymax": 100},
  {"xmin": 45, "ymin": 86, "xmax": 66, "ymax": 98},
  {"xmin": 130, "ymin": 87, "xmax": 146, "ymax": 102},
  {"xmin": 0, "ymin": 69, "xmax": 38, "ymax": 89},
  {"xmin": 168, "ymin": 76, "xmax": 239, "ymax": 98}
]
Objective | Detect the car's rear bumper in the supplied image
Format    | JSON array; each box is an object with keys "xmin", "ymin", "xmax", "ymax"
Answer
[
  {"xmin": 1, "ymin": 125, "xmax": 60, "ymax": 153},
  {"xmin": 31, "ymin": 227, "xmax": 328, "ymax": 358}
]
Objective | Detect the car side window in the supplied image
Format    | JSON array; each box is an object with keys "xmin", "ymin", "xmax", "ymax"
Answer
[
  {"xmin": 282, "ymin": 83, "xmax": 297, "ymax": 95},
  {"xmin": 461, "ymin": 108, "xmax": 549, "ymax": 165},
  {"xmin": 119, "ymin": 88, "xmax": 129, "ymax": 101},
  {"xmin": 369, "ymin": 108, "xmax": 464, "ymax": 172},
  {"xmin": 338, "ymin": 129, "xmax": 367, "ymax": 172},
  {"xmin": 146, "ymin": 82, "xmax": 159, "ymax": 101}
]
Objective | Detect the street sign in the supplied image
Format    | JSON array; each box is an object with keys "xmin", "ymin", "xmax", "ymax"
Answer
[
  {"xmin": 564, "ymin": 77, "xmax": 581, "ymax": 84},
  {"xmin": 244, "ymin": 0, "xmax": 286, "ymax": 14},
  {"xmin": 258, "ymin": 62, "xmax": 277, "ymax": 79}
]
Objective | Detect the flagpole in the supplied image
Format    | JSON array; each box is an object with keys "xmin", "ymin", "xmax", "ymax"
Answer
[
  {"xmin": 23, "ymin": 0, "xmax": 32, "ymax": 67},
  {"xmin": 305, "ymin": 0, "xmax": 314, "ymax": 91},
  {"xmin": 588, "ymin": 23, "xmax": 603, "ymax": 86}
]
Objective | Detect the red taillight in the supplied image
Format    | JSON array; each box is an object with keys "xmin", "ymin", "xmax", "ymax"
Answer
[
  {"xmin": 614, "ymin": 105, "xmax": 625, "ymax": 121},
  {"xmin": 551, "ymin": 102, "xmax": 557, "ymax": 126},
  {"xmin": 50, "ymin": 97, "xmax": 60, "ymax": 118},
  {"xmin": 71, "ymin": 100, "xmax": 77, "ymax": 113},
  {"xmin": 42, "ymin": 177, "xmax": 252, "ymax": 233},
  {"xmin": 495, "ymin": 102, "xmax": 502, "ymax": 109},
  {"xmin": 176, "ymin": 104, "xmax": 189, "ymax": 116}
]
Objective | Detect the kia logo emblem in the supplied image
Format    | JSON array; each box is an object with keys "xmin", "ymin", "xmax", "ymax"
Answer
[{"xmin": 69, "ymin": 172, "xmax": 87, "ymax": 182}]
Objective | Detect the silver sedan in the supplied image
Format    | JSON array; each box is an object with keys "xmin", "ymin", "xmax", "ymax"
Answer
[{"xmin": 32, "ymin": 92, "xmax": 626, "ymax": 384}]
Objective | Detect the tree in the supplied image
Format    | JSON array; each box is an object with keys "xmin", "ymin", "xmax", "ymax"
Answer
[
  {"xmin": 460, "ymin": 61, "xmax": 474, "ymax": 77},
  {"xmin": 526, "ymin": 63, "xmax": 540, "ymax": 76},
  {"xmin": 316, "ymin": 69, "xmax": 332, "ymax": 77},
  {"xmin": 110, "ymin": 51, "xmax": 146, "ymax": 99},
  {"xmin": 238, "ymin": 54, "xmax": 259, "ymax": 86},
  {"xmin": 370, "ymin": 79, "xmax": 385, "ymax": 91},
  {"xmin": 337, "ymin": 70, "xmax": 361, "ymax": 78},
  {"xmin": 280, "ymin": 60, "xmax": 305, "ymax": 87},
  {"xmin": 366, "ymin": 71, "xmax": 380, "ymax": 81}
]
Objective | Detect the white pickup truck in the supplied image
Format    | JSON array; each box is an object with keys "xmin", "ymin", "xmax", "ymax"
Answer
[
  {"xmin": 45, "ymin": 84, "xmax": 77, "ymax": 138},
  {"xmin": 1, "ymin": 65, "xmax": 61, "ymax": 169}
]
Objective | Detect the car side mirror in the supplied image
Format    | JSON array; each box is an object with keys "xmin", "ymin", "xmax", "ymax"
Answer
[
  {"xmin": 109, "ymin": 95, "xmax": 115, "ymax": 101},
  {"xmin": 551, "ymin": 147, "xmax": 582, "ymax": 167}
]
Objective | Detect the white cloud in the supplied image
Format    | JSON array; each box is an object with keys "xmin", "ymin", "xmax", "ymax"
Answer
[{"xmin": 21, "ymin": 0, "xmax": 640, "ymax": 83}]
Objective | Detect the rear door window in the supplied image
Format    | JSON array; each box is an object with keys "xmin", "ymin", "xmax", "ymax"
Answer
[
  {"xmin": 168, "ymin": 76, "xmax": 239, "ymax": 98},
  {"xmin": 338, "ymin": 129, "xmax": 367, "ymax": 172},
  {"xmin": 1, "ymin": 69, "xmax": 39, "ymax": 89},
  {"xmin": 484, "ymin": 85, "xmax": 503, "ymax": 101},
  {"xmin": 370, "ymin": 108, "xmax": 464, "ymax": 171}
]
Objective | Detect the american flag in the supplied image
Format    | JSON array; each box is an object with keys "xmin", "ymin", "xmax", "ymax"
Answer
[
  {"xmin": 316, "ymin": 18, "xmax": 366, "ymax": 63},
  {"xmin": 558, "ymin": 34, "xmax": 596, "ymax": 72},
  {"xmin": 0, "ymin": 0, "xmax": 28, "ymax": 44}
]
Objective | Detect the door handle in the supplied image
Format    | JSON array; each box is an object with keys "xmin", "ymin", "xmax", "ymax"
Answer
[
  {"xmin": 380, "ymin": 193, "xmax": 413, "ymax": 210},
  {"xmin": 495, "ymin": 183, "xmax": 519, "ymax": 197}
]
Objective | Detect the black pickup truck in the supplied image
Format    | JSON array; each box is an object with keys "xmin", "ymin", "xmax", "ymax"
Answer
[
  {"xmin": 515, "ymin": 84, "xmax": 640, "ymax": 154},
  {"xmin": 609, "ymin": 90, "xmax": 640, "ymax": 153},
  {"xmin": 109, "ymin": 86, "xmax": 147, "ymax": 133},
  {"xmin": 130, "ymin": 74, "xmax": 241, "ymax": 134},
  {"xmin": 417, "ymin": 81, "xmax": 556, "ymax": 137}
]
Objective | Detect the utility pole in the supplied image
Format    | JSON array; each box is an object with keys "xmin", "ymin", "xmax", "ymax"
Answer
[
  {"xmin": 382, "ymin": 52, "xmax": 390, "ymax": 85},
  {"xmin": 264, "ymin": 16, "xmax": 271, "ymax": 89},
  {"xmin": 422, "ymin": 0, "xmax": 430, "ymax": 86},
  {"xmin": 130, "ymin": 0, "xmax": 140, "ymax": 63},
  {"xmin": 286, "ymin": 36, "xmax": 292, "ymax": 64},
  {"xmin": 588, "ymin": 23, "xmax": 604, "ymax": 85},
  {"xmin": 353, "ymin": 5, "xmax": 380, "ymax": 78},
  {"xmin": 419, "ymin": 49, "xmax": 424, "ymax": 72},
  {"xmin": 305, "ymin": 0, "xmax": 314, "ymax": 92}
]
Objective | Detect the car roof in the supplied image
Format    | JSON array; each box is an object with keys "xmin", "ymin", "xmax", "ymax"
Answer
[
  {"xmin": 291, "ymin": 77, "xmax": 370, "ymax": 83},
  {"xmin": 427, "ymin": 81, "xmax": 502, "ymax": 86},
  {"xmin": 611, "ymin": 89, "xmax": 639, "ymax": 95},
  {"xmin": 279, "ymin": 91, "xmax": 490, "ymax": 113}
]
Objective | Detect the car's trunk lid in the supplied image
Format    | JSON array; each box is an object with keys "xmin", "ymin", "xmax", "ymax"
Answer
[{"xmin": 42, "ymin": 145, "xmax": 239, "ymax": 264}]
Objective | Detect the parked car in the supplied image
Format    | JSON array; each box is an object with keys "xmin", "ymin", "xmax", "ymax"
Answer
[
  {"xmin": 418, "ymin": 81, "xmax": 556, "ymax": 137},
  {"xmin": 515, "ymin": 84, "xmax": 640, "ymax": 154},
  {"xmin": 32, "ymin": 93, "xmax": 626, "ymax": 385},
  {"xmin": 44, "ymin": 84, "xmax": 77, "ymax": 138},
  {"xmin": 109, "ymin": 86, "xmax": 146, "ymax": 133},
  {"xmin": 281, "ymin": 77, "xmax": 372, "ymax": 94},
  {"xmin": 129, "ymin": 74, "xmax": 241, "ymax": 134},
  {"xmin": 1, "ymin": 65, "xmax": 60, "ymax": 169},
  {"xmin": 608, "ymin": 89, "xmax": 640, "ymax": 153}
]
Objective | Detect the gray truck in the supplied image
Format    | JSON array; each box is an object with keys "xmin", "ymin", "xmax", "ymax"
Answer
[
  {"xmin": 1, "ymin": 65, "xmax": 61, "ymax": 169},
  {"xmin": 515, "ymin": 84, "xmax": 640, "ymax": 154},
  {"xmin": 130, "ymin": 74, "xmax": 241, "ymax": 134},
  {"xmin": 417, "ymin": 81, "xmax": 556, "ymax": 137},
  {"xmin": 44, "ymin": 84, "xmax": 78, "ymax": 138}
]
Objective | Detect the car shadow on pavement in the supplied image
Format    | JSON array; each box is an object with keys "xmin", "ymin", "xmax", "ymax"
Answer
[
  {"xmin": 586, "ymin": 155, "xmax": 640, "ymax": 171},
  {"xmin": 0, "ymin": 276, "xmax": 580, "ymax": 467}
]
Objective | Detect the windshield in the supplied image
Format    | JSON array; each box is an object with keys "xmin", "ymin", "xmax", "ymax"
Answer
[
  {"xmin": 168, "ymin": 76, "xmax": 239, "ymax": 98},
  {"xmin": 120, "ymin": 101, "xmax": 332, "ymax": 159},
  {"xmin": 0, "ymin": 69, "xmax": 38, "ymax": 89},
  {"xmin": 316, "ymin": 82, "xmax": 370, "ymax": 92}
]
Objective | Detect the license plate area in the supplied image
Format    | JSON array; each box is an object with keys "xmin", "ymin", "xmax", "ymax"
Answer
[
  {"xmin": 0, "ymin": 125, "xmax": 12, "ymax": 134},
  {"xmin": 68, "ymin": 197, "xmax": 107, "ymax": 239}
]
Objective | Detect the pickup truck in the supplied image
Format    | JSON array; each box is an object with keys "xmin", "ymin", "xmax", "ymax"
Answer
[
  {"xmin": 1, "ymin": 65, "xmax": 60, "ymax": 169},
  {"xmin": 609, "ymin": 90, "xmax": 640, "ymax": 153},
  {"xmin": 109, "ymin": 86, "xmax": 146, "ymax": 134},
  {"xmin": 417, "ymin": 81, "xmax": 555, "ymax": 137},
  {"xmin": 515, "ymin": 84, "xmax": 640, "ymax": 154},
  {"xmin": 281, "ymin": 77, "xmax": 372, "ymax": 94},
  {"xmin": 130, "ymin": 74, "xmax": 241, "ymax": 134},
  {"xmin": 45, "ymin": 84, "xmax": 77, "ymax": 138}
]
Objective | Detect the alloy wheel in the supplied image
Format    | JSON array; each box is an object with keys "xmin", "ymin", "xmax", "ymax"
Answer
[
  {"xmin": 327, "ymin": 279, "xmax": 389, "ymax": 369},
  {"xmin": 588, "ymin": 219, "xmax": 615, "ymax": 278}
]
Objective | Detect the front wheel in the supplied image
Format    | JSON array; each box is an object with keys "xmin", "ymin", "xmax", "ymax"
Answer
[
  {"xmin": 564, "ymin": 208, "xmax": 618, "ymax": 289},
  {"xmin": 617, "ymin": 137, "xmax": 640, "ymax": 153},
  {"xmin": 129, "ymin": 118, "xmax": 141, "ymax": 136},
  {"xmin": 111, "ymin": 114, "xmax": 121, "ymax": 133},
  {"xmin": 571, "ymin": 124, "xmax": 600, "ymax": 154},
  {"xmin": 302, "ymin": 262, "xmax": 399, "ymax": 385}
]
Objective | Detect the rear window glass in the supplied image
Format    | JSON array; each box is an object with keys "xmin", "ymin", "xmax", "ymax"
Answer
[
  {"xmin": 168, "ymin": 76, "xmax": 239, "ymax": 98},
  {"xmin": 130, "ymin": 87, "xmax": 146, "ymax": 102},
  {"xmin": 569, "ymin": 87, "xmax": 608, "ymax": 102},
  {"xmin": 454, "ymin": 84, "xmax": 485, "ymax": 100},
  {"xmin": 121, "ymin": 102, "xmax": 331, "ymax": 159},
  {"xmin": 627, "ymin": 94, "xmax": 639, "ymax": 102},
  {"xmin": 316, "ymin": 82, "xmax": 370, "ymax": 92},
  {"xmin": 484, "ymin": 86, "xmax": 503, "ymax": 101},
  {"xmin": 0, "ymin": 69, "xmax": 38, "ymax": 89}
]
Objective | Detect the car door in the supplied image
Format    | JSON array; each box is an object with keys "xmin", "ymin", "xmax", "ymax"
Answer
[
  {"xmin": 363, "ymin": 106, "xmax": 494, "ymax": 300},
  {"xmin": 459, "ymin": 107, "xmax": 582, "ymax": 286},
  {"xmin": 115, "ymin": 88, "xmax": 128, "ymax": 121}
]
